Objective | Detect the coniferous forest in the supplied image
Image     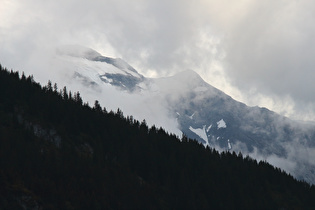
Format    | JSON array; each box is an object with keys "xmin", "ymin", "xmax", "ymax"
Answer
[{"xmin": 1, "ymin": 64, "xmax": 315, "ymax": 209}]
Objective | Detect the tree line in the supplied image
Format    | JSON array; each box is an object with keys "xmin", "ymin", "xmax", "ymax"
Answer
[{"xmin": 1, "ymin": 64, "xmax": 315, "ymax": 209}]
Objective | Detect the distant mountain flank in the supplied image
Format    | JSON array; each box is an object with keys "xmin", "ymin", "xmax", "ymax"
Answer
[{"xmin": 55, "ymin": 45, "xmax": 315, "ymax": 184}]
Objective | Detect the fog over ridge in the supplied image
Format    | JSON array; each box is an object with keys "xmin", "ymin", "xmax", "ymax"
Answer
[
  {"xmin": 2, "ymin": 42, "xmax": 315, "ymax": 183},
  {"xmin": 1, "ymin": 0, "xmax": 315, "ymax": 121}
]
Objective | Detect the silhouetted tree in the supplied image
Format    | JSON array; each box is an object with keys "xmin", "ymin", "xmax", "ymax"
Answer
[
  {"xmin": 63, "ymin": 86, "xmax": 68, "ymax": 100},
  {"xmin": 93, "ymin": 100, "xmax": 102, "ymax": 112},
  {"xmin": 53, "ymin": 83, "xmax": 58, "ymax": 93}
]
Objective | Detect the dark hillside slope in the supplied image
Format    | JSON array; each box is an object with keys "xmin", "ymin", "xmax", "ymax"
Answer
[{"xmin": 0, "ymin": 64, "xmax": 315, "ymax": 209}]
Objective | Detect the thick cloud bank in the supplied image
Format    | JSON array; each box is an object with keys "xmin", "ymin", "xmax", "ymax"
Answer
[{"xmin": 1, "ymin": 0, "xmax": 315, "ymax": 121}]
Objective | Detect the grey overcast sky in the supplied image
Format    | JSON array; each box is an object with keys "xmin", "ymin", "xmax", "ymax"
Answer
[{"xmin": 1, "ymin": 0, "xmax": 315, "ymax": 121}]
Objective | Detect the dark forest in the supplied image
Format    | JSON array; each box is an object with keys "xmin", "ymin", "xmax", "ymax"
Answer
[{"xmin": 0, "ymin": 64, "xmax": 315, "ymax": 209}]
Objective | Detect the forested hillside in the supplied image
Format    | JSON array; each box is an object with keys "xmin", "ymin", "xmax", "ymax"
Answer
[{"xmin": 1, "ymin": 64, "xmax": 315, "ymax": 209}]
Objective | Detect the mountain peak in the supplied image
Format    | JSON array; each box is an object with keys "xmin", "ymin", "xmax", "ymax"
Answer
[
  {"xmin": 169, "ymin": 69, "xmax": 207, "ymax": 87},
  {"xmin": 56, "ymin": 45, "xmax": 101, "ymax": 60},
  {"xmin": 56, "ymin": 45, "xmax": 144, "ymax": 92},
  {"xmin": 174, "ymin": 69, "xmax": 203, "ymax": 80}
]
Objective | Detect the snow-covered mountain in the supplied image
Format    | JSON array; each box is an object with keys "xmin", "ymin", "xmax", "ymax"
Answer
[
  {"xmin": 54, "ymin": 45, "xmax": 315, "ymax": 184},
  {"xmin": 56, "ymin": 45, "xmax": 145, "ymax": 91}
]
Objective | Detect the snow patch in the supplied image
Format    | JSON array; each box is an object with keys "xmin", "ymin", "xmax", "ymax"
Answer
[
  {"xmin": 206, "ymin": 124, "xmax": 212, "ymax": 132},
  {"xmin": 189, "ymin": 112, "xmax": 196, "ymax": 119},
  {"xmin": 228, "ymin": 140, "xmax": 232, "ymax": 150},
  {"xmin": 217, "ymin": 119, "xmax": 226, "ymax": 129},
  {"xmin": 189, "ymin": 125, "xmax": 209, "ymax": 146},
  {"xmin": 100, "ymin": 76, "xmax": 113, "ymax": 83}
]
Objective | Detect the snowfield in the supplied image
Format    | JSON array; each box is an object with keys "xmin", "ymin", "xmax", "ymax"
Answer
[{"xmin": 217, "ymin": 119, "xmax": 226, "ymax": 129}]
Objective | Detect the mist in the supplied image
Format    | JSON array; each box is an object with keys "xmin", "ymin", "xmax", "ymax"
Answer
[
  {"xmin": 44, "ymin": 48, "xmax": 183, "ymax": 137},
  {"xmin": 2, "ymin": 0, "xmax": 315, "ymax": 122},
  {"xmin": 2, "ymin": 0, "xmax": 315, "ymax": 183}
]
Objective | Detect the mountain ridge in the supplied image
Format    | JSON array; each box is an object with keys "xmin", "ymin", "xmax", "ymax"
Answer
[{"xmin": 54, "ymin": 46, "xmax": 315, "ymax": 184}]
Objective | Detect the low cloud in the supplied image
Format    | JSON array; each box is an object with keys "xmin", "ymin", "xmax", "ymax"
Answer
[
  {"xmin": 2, "ymin": 0, "xmax": 315, "ymax": 183},
  {"xmin": 1, "ymin": 0, "xmax": 315, "ymax": 121},
  {"xmin": 228, "ymin": 139, "xmax": 315, "ymax": 184}
]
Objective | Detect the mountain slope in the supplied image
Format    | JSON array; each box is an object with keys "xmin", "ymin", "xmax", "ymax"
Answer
[
  {"xmin": 1, "ymin": 65, "xmax": 315, "ymax": 209},
  {"xmin": 157, "ymin": 70, "xmax": 315, "ymax": 183},
  {"xmin": 49, "ymin": 46, "xmax": 315, "ymax": 184},
  {"xmin": 57, "ymin": 45, "xmax": 145, "ymax": 91}
]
